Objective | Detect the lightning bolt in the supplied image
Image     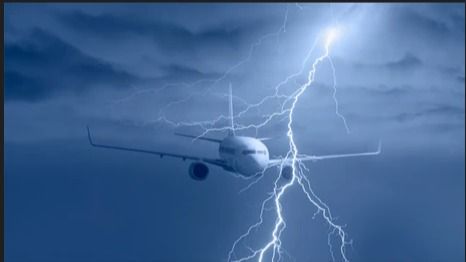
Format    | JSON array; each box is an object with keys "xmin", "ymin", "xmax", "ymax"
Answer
[{"xmin": 227, "ymin": 26, "xmax": 351, "ymax": 262}]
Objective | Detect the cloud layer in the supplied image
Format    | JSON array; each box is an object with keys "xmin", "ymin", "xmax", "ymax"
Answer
[{"xmin": 4, "ymin": 3, "xmax": 465, "ymax": 262}]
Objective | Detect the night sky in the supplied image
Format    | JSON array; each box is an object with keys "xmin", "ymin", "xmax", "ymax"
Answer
[{"xmin": 4, "ymin": 3, "xmax": 465, "ymax": 262}]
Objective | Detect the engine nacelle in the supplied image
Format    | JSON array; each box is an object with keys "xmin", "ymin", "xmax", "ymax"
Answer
[
  {"xmin": 189, "ymin": 162, "xmax": 209, "ymax": 181},
  {"xmin": 281, "ymin": 165, "xmax": 293, "ymax": 180}
]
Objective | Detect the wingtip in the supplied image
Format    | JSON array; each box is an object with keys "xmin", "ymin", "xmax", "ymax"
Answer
[
  {"xmin": 86, "ymin": 125, "xmax": 94, "ymax": 145},
  {"xmin": 376, "ymin": 140, "xmax": 382, "ymax": 154}
]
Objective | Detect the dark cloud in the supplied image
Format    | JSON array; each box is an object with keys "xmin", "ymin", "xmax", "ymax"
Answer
[
  {"xmin": 437, "ymin": 65, "xmax": 463, "ymax": 77},
  {"xmin": 55, "ymin": 10, "xmax": 266, "ymax": 55},
  {"xmin": 384, "ymin": 53, "xmax": 422, "ymax": 71},
  {"xmin": 4, "ymin": 71, "xmax": 51, "ymax": 102},
  {"xmin": 451, "ymin": 12, "xmax": 465, "ymax": 35},
  {"xmin": 392, "ymin": 8, "xmax": 452, "ymax": 41},
  {"xmin": 407, "ymin": 11, "xmax": 450, "ymax": 35},
  {"xmin": 367, "ymin": 85, "xmax": 410, "ymax": 96},
  {"xmin": 395, "ymin": 105, "xmax": 464, "ymax": 123},
  {"xmin": 5, "ymin": 28, "xmax": 140, "ymax": 102},
  {"xmin": 158, "ymin": 64, "xmax": 221, "ymax": 82},
  {"xmin": 353, "ymin": 53, "xmax": 423, "ymax": 72}
]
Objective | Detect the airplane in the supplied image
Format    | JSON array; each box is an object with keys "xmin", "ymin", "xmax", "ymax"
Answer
[{"xmin": 87, "ymin": 86, "xmax": 381, "ymax": 181}]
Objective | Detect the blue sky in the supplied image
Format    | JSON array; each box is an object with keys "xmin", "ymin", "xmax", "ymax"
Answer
[{"xmin": 4, "ymin": 3, "xmax": 465, "ymax": 262}]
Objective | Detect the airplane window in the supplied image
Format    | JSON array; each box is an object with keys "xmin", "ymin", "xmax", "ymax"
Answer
[{"xmin": 242, "ymin": 149, "xmax": 255, "ymax": 155}]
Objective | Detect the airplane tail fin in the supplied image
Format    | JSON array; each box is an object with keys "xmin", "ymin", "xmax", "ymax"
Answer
[{"xmin": 228, "ymin": 83, "xmax": 235, "ymax": 136}]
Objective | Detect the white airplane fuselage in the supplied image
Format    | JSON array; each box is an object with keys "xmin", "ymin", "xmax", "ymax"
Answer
[{"xmin": 219, "ymin": 136, "xmax": 270, "ymax": 176}]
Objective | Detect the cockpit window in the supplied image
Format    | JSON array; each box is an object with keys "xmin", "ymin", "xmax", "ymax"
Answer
[{"xmin": 242, "ymin": 149, "xmax": 267, "ymax": 155}]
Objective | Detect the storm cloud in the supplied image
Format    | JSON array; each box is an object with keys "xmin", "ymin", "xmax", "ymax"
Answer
[
  {"xmin": 4, "ymin": 3, "xmax": 465, "ymax": 262},
  {"xmin": 5, "ymin": 28, "xmax": 139, "ymax": 101}
]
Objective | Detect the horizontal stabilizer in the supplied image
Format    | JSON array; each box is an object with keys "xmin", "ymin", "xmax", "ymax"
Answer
[
  {"xmin": 174, "ymin": 132, "xmax": 222, "ymax": 143},
  {"xmin": 257, "ymin": 137, "xmax": 272, "ymax": 141}
]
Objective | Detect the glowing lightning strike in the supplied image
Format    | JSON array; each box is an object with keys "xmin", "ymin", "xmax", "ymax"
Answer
[{"xmin": 227, "ymin": 27, "xmax": 351, "ymax": 262}]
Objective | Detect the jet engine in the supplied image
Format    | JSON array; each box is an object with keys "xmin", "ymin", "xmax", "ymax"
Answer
[
  {"xmin": 281, "ymin": 165, "xmax": 293, "ymax": 180},
  {"xmin": 189, "ymin": 162, "xmax": 209, "ymax": 181}
]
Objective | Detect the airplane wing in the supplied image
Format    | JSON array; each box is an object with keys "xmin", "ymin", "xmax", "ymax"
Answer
[
  {"xmin": 87, "ymin": 126, "xmax": 228, "ymax": 169},
  {"xmin": 268, "ymin": 141, "xmax": 382, "ymax": 167}
]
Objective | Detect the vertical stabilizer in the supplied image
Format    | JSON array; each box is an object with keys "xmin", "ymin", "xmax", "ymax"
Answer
[{"xmin": 228, "ymin": 83, "xmax": 235, "ymax": 136}]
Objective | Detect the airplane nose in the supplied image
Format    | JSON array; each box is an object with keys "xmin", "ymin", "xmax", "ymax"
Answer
[
  {"xmin": 253, "ymin": 155, "xmax": 266, "ymax": 169},
  {"xmin": 239, "ymin": 155, "xmax": 267, "ymax": 177}
]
